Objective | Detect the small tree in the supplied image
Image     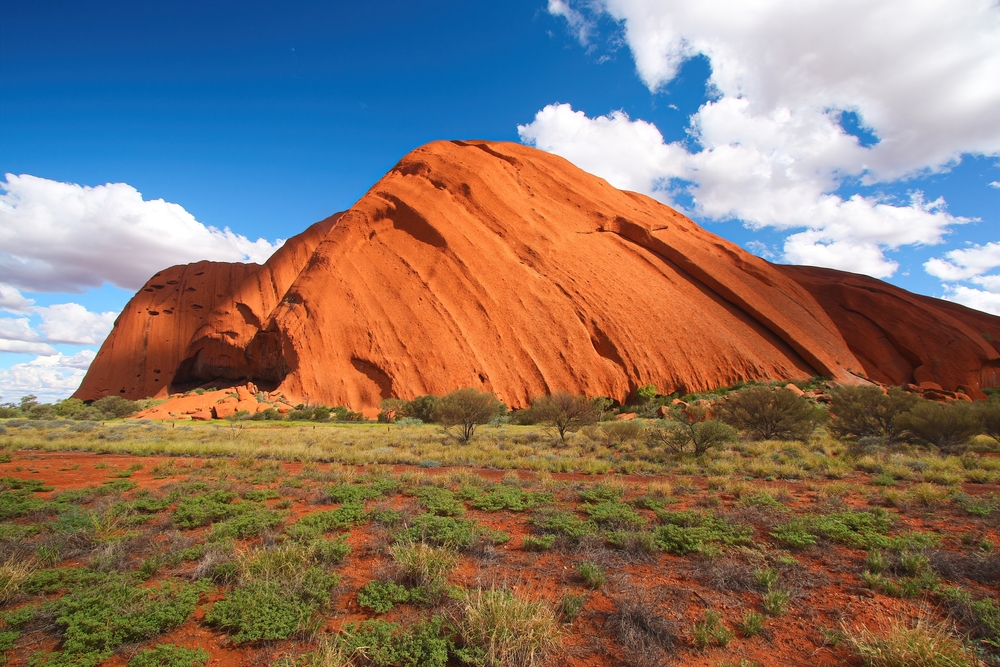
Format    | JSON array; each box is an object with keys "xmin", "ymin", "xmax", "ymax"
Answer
[
  {"xmin": 599, "ymin": 420, "xmax": 645, "ymax": 447},
  {"xmin": 830, "ymin": 385, "xmax": 917, "ymax": 443},
  {"xmin": 430, "ymin": 388, "xmax": 505, "ymax": 443},
  {"xmin": 647, "ymin": 405, "xmax": 736, "ymax": 456},
  {"xmin": 530, "ymin": 391, "xmax": 597, "ymax": 442},
  {"xmin": 898, "ymin": 400, "xmax": 982, "ymax": 453},
  {"xmin": 974, "ymin": 398, "xmax": 1000, "ymax": 445},
  {"xmin": 717, "ymin": 386, "xmax": 820, "ymax": 441},
  {"xmin": 404, "ymin": 395, "xmax": 439, "ymax": 423}
]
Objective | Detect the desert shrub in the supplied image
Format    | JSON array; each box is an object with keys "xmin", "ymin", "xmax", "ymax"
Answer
[
  {"xmin": 653, "ymin": 511, "xmax": 752, "ymax": 556},
  {"xmin": 286, "ymin": 504, "xmax": 366, "ymax": 541},
  {"xmin": 431, "ymin": 388, "xmax": 505, "ymax": 443},
  {"xmin": 830, "ymin": 386, "xmax": 918, "ymax": 443},
  {"xmin": 411, "ymin": 486, "xmax": 466, "ymax": 517},
  {"xmin": 390, "ymin": 543, "xmax": 457, "ymax": 603},
  {"xmin": 397, "ymin": 514, "xmax": 508, "ymax": 551},
  {"xmin": 93, "ymin": 396, "xmax": 141, "ymax": 418},
  {"xmin": 521, "ymin": 535, "xmax": 555, "ymax": 551},
  {"xmin": 465, "ymin": 486, "xmax": 551, "ymax": 512},
  {"xmin": 845, "ymin": 617, "xmax": 977, "ymax": 667},
  {"xmin": 129, "ymin": 644, "xmax": 209, "ymax": 667},
  {"xmin": 647, "ymin": 410, "xmax": 737, "ymax": 457},
  {"xmin": 42, "ymin": 573, "xmax": 205, "ymax": 666},
  {"xmin": 974, "ymin": 398, "xmax": 1000, "ymax": 445},
  {"xmin": 456, "ymin": 588, "xmax": 560, "ymax": 667},
  {"xmin": 530, "ymin": 508, "xmax": 598, "ymax": 546},
  {"xmin": 898, "ymin": 401, "xmax": 982, "ymax": 453},
  {"xmin": 762, "ymin": 588, "xmax": 790, "ymax": 616},
  {"xmin": 526, "ymin": 392, "xmax": 597, "ymax": 442},
  {"xmin": 717, "ymin": 386, "xmax": 820, "ymax": 441},
  {"xmin": 599, "ymin": 420, "xmax": 645, "ymax": 446},
  {"xmin": 560, "ymin": 593, "xmax": 586, "ymax": 623},
  {"xmin": 0, "ymin": 554, "xmax": 35, "ymax": 604},
  {"xmin": 172, "ymin": 491, "xmax": 238, "ymax": 529},
  {"xmin": 205, "ymin": 544, "xmax": 340, "ymax": 643},
  {"xmin": 580, "ymin": 500, "xmax": 646, "ymax": 529},
  {"xmin": 334, "ymin": 617, "xmax": 451, "ymax": 667},
  {"xmin": 358, "ymin": 580, "xmax": 412, "ymax": 614}
]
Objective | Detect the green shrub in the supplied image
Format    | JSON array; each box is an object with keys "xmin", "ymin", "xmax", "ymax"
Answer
[
  {"xmin": 976, "ymin": 398, "xmax": 1000, "ymax": 445},
  {"xmin": 128, "ymin": 644, "xmax": 209, "ymax": 667},
  {"xmin": 208, "ymin": 506, "xmax": 285, "ymax": 540},
  {"xmin": 521, "ymin": 535, "xmax": 556, "ymax": 551},
  {"xmin": 334, "ymin": 617, "xmax": 451, "ymax": 667},
  {"xmin": 530, "ymin": 508, "xmax": 597, "ymax": 545},
  {"xmin": 327, "ymin": 482, "xmax": 384, "ymax": 504},
  {"xmin": 286, "ymin": 504, "xmax": 366, "ymax": 540},
  {"xmin": 580, "ymin": 500, "xmax": 646, "ymax": 529},
  {"xmin": 411, "ymin": 487, "xmax": 466, "ymax": 517},
  {"xmin": 830, "ymin": 386, "xmax": 917, "ymax": 443},
  {"xmin": 653, "ymin": 511, "xmax": 752, "ymax": 556},
  {"xmin": 717, "ymin": 386, "xmax": 820, "ymax": 441},
  {"xmin": 648, "ymin": 408, "xmax": 737, "ymax": 456},
  {"xmin": 431, "ymin": 388, "xmax": 505, "ymax": 443},
  {"xmin": 358, "ymin": 580, "xmax": 412, "ymax": 614},
  {"xmin": 399, "ymin": 514, "xmax": 508, "ymax": 550},
  {"xmin": 92, "ymin": 396, "xmax": 140, "ymax": 418},
  {"xmin": 466, "ymin": 486, "xmax": 551, "ymax": 512},
  {"xmin": 390, "ymin": 543, "xmax": 457, "ymax": 603},
  {"xmin": 762, "ymin": 588, "xmax": 789, "ymax": 616},
  {"xmin": 560, "ymin": 593, "xmax": 586, "ymax": 623},
  {"xmin": 42, "ymin": 574, "xmax": 205, "ymax": 666},
  {"xmin": 206, "ymin": 567, "xmax": 338, "ymax": 643},
  {"xmin": 899, "ymin": 401, "xmax": 983, "ymax": 453},
  {"xmin": 172, "ymin": 491, "xmax": 237, "ymax": 529}
]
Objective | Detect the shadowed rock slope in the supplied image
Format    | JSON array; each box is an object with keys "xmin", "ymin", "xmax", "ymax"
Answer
[{"xmin": 74, "ymin": 140, "xmax": 999, "ymax": 410}]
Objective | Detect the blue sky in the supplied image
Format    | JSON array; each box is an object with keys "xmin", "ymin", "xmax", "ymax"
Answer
[{"xmin": 1, "ymin": 0, "xmax": 998, "ymax": 401}]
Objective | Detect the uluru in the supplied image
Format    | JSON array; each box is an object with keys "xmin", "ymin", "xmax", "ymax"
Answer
[{"xmin": 73, "ymin": 140, "xmax": 1000, "ymax": 412}]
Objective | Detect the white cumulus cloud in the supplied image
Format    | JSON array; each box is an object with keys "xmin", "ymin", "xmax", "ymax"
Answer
[
  {"xmin": 535, "ymin": 0, "xmax": 999, "ymax": 293},
  {"xmin": 925, "ymin": 241, "xmax": 1000, "ymax": 314},
  {"xmin": 0, "ymin": 350, "xmax": 96, "ymax": 403},
  {"xmin": 0, "ymin": 174, "xmax": 283, "ymax": 293},
  {"xmin": 36, "ymin": 303, "xmax": 117, "ymax": 345},
  {"xmin": 0, "ymin": 317, "xmax": 57, "ymax": 355}
]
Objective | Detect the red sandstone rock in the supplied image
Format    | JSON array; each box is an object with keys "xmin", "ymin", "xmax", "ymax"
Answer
[
  {"xmin": 616, "ymin": 413, "xmax": 637, "ymax": 421},
  {"xmin": 190, "ymin": 410, "xmax": 212, "ymax": 421},
  {"xmin": 775, "ymin": 265, "xmax": 1000, "ymax": 394},
  {"xmin": 960, "ymin": 386, "xmax": 988, "ymax": 401},
  {"xmin": 784, "ymin": 384, "xmax": 805, "ymax": 396},
  {"xmin": 76, "ymin": 141, "xmax": 1000, "ymax": 412}
]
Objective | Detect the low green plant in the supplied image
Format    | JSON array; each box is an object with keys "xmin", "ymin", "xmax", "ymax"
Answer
[
  {"xmin": 653, "ymin": 511, "xmax": 752, "ymax": 556},
  {"xmin": 692, "ymin": 609, "xmax": 733, "ymax": 648},
  {"xmin": 39, "ymin": 573, "xmax": 206, "ymax": 666},
  {"xmin": 398, "ymin": 514, "xmax": 508, "ymax": 550},
  {"xmin": 739, "ymin": 610, "xmax": 766, "ymax": 637},
  {"xmin": 466, "ymin": 486, "xmax": 551, "ymax": 512},
  {"xmin": 560, "ymin": 593, "xmax": 586, "ymax": 623},
  {"xmin": 530, "ymin": 508, "xmax": 598, "ymax": 545},
  {"xmin": 358, "ymin": 580, "xmax": 413, "ymax": 614},
  {"xmin": 521, "ymin": 535, "xmax": 556, "ymax": 551},
  {"xmin": 334, "ymin": 617, "xmax": 451, "ymax": 667},
  {"xmin": 576, "ymin": 561, "xmax": 605, "ymax": 589},
  {"xmin": 411, "ymin": 486, "xmax": 466, "ymax": 517},
  {"xmin": 128, "ymin": 644, "xmax": 209, "ymax": 667},
  {"xmin": 762, "ymin": 588, "xmax": 789, "ymax": 616}
]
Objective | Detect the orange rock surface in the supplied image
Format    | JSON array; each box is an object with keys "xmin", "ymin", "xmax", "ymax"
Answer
[
  {"xmin": 75, "ymin": 140, "xmax": 999, "ymax": 412},
  {"xmin": 775, "ymin": 264, "xmax": 1000, "ymax": 392}
]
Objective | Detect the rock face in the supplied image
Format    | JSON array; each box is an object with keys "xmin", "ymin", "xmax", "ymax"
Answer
[
  {"xmin": 74, "ymin": 140, "xmax": 1000, "ymax": 411},
  {"xmin": 774, "ymin": 265, "xmax": 1000, "ymax": 393}
]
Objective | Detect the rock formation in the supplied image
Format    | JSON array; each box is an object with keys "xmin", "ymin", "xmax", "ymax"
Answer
[{"xmin": 74, "ymin": 140, "xmax": 1000, "ymax": 412}]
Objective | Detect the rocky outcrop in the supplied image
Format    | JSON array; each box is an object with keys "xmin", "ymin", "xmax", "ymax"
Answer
[
  {"xmin": 74, "ymin": 140, "xmax": 999, "ymax": 412},
  {"xmin": 775, "ymin": 264, "xmax": 1000, "ymax": 393}
]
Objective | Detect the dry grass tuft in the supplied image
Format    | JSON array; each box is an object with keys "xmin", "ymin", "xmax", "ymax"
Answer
[
  {"xmin": 844, "ymin": 616, "xmax": 978, "ymax": 667},
  {"xmin": 456, "ymin": 588, "xmax": 561, "ymax": 667}
]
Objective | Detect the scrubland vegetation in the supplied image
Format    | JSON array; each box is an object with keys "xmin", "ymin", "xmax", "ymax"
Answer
[{"xmin": 1, "ymin": 380, "xmax": 999, "ymax": 666}]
